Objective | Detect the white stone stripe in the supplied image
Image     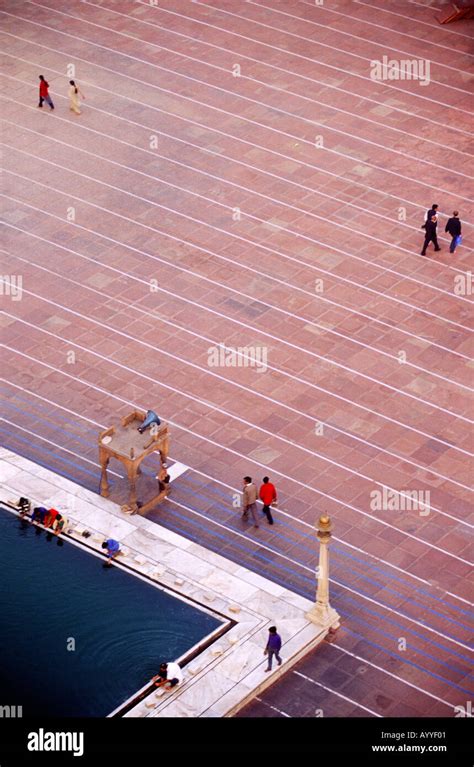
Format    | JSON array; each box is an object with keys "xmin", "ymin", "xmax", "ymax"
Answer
[
  {"xmin": 3, "ymin": 349, "xmax": 473, "ymax": 575},
  {"xmin": 4, "ymin": 378, "xmax": 472, "ymax": 607},
  {"xmin": 293, "ymin": 671, "xmax": 382, "ymax": 717},
  {"xmin": 168, "ymin": 462, "xmax": 189, "ymax": 483},
  {"xmin": 328, "ymin": 643, "xmax": 456, "ymax": 711},
  {"xmin": 254, "ymin": 697, "xmax": 291, "ymax": 717},
  {"xmin": 3, "ymin": 282, "xmax": 469, "ymax": 525}
]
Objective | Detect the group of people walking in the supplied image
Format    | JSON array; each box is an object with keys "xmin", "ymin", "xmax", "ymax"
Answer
[
  {"xmin": 421, "ymin": 204, "xmax": 462, "ymax": 255},
  {"xmin": 36, "ymin": 74, "xmax": 464, "ymax": 259},
  {"xmin": 38, "ymin": 74, "xmax": 85, "ymax": 114},
  {"xmin": 242, "ymin": 476, "xmax": 278, "ymax": 528}
]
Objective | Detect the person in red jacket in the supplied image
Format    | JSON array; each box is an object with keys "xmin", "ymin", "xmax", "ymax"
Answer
[
  {"xmin": 259, "ymin": 476, "xmax": 277, "ymax": 525},
  {"xmin": 43, "ymin": 508, "xmax": 60, "ymax": 529},
  {"xmin": 38, "ymin": 75, "xmax": 54, "ymax": 110}
]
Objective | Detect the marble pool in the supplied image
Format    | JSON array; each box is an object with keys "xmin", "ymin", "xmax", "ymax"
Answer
[{"xmin": 0, "ymin": 506, "xmax": 225, "ymax": 716}]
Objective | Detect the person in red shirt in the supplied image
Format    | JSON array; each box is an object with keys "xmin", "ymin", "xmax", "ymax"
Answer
[
  {"xmin": 38, "ymin": 75, "xmax": 54, "ymax": 110},
  {"xmin": 259, "ymin": 477, "xmax": 277, "ymax": 525},
  {"xmin": 43, "ymin": 508, "xmax": 60, "ymax": 529}
]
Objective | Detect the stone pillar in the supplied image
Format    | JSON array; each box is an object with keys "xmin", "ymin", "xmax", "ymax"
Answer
[{"xmin": 306, "ymin": 515, "xmax": 340, "ymax": 631}]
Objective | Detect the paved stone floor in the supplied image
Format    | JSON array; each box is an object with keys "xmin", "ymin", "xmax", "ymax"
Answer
[{"xmin": 1, "ymin": 0, "xmax": 473, "ymax": 718}]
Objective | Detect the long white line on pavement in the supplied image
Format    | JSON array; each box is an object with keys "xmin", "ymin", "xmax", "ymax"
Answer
[
  {"xmin": 25, "ymin": 0, "xmax": 473, "ymax": 175},
  {"xmin": 7, "ymin": 115, "xmax": 470, "ymax": 289},
  {"xmin": 65, "ymin": 0, "xmax": 474, "ymax": 156},
  {"xmin": 3, "ymin": 418, "xmax": 470, "ymax": 658},
  {"xmin": 292, "ymin": 0, "xmax": 474, "ymax": 55},
  {"xmin": 326, "ymin": 642, "xmax": 457, "ymax": 711},
  {"xmin": 134, "ymin": 0, "xmax": 473, "ymax": 102},
  {"xmin": 3, "ymin": 285, "xmax": 470, "ymax": 529},
  {"xmin": 3, "ymin": 345, "xmax": 473, "ymax": 570},
  {"xmin": 6, "ymin": 153, "xmax": 474, "ymax": 345},
  {"xmin": 293, "ymin": 671, "xmax": 382, "ymax": 716},
  {"xmin": 211, "ymin": 0, "xmax": 474, "ymax": 79},
  {"xmin": 57, "ymin": 0, "xmax": 473, "ymax": 77},
  {"xmin": 5, "ymin": 87, "xmax": 471, "ymax": 255},
  {"xmin": 2, "ymin": 171, "xmax": 468, "ymax": 350},
  {"xmin": 4, "ymin": 214, "xmax": 473, "ymax": 458},
  {"xmin": 2, "ymin": 13, "xmax": 472, "ymax": 199},
  {"xmin": 353, "ymin": 0, "xmax": 473, "ymax": 40},
  {"xmin": 253, "ymin": 698, "xmax": 291, "ymax": 717},
  {"xmin": 5, "ymin": 142, "xmax": 471, "ymax": 314},
  {"xmin": 2, "ymin": 50, "xmax": 471, "ymax": 236},
  {"xmin": 4, "ymin": 378, "xmax": 472, "ymax": 606},
  {"xmin": 4, "ymin": 175, "xmax": 473, "ymax": 420},
  {"xmin": 2, "ymin": 153, "xmax": 469, "ymax": 393},
  {"xmin": 7, "ymin": 245, "xmax": 471, "ymax": 493},
  {"xmin": 0, "ymin": 418, "xmax": 123, "ymax": 479},
  {"xmin": 86, "ymin": 0, "xmax": 474, "ymax": 130}
]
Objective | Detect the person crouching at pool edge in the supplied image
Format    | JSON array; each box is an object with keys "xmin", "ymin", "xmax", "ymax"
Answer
[
  {"xmin": 52, "ymin": 513, "xmax": 67, "ymax": 536},
  {"xmin": 31, "ymin": 506, "xmax": 48, "ymax": 525},
  {"xmin": 152, "ymin": 661, "xmax": 183, "ymax": 690},
  {"xmin": 43, "ymin": 508, "xmax": 60, "ymax": 529},
  {"xmin": 102, "ymin": 538, "xmax": 121, "ymax": 565},
  {"xmin": 18, "ymin": 497, "xmax": 31, "ymax": 517}
]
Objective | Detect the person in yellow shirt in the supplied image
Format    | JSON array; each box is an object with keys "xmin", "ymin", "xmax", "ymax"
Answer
[{"xmin": 68, "ymin": 80, "xmax": 85, "ymax": 115}]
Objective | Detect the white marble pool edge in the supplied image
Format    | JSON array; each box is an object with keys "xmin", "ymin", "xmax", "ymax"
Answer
[{"xmin": 0, "ymin": 448, "xmax": 329, "ymax": 718}]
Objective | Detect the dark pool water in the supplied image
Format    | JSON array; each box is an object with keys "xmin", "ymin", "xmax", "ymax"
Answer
[{"xmin": 0, "ymin": 507, "xmax": 222, "ymax": 716}]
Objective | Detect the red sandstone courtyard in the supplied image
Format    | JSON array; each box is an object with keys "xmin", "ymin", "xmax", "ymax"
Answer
[{"xmin": 1, "ymin": 0, "xmax": 473, "ymax": 721}]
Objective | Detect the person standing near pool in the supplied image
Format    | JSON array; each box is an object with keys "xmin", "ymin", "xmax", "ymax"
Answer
[
  {"xmin": 68, "ymin": 80, "xmax": 85, "ymax": 115},
  {"xmin": 264, "ymin": 626, "xmax": 283, "ymax": 672},
  {"xmin": 102, "ymin": 538, "xmax": 120, "ymax": 564},
  {"xmin": 152, "ymin": 661, "xmax": 183, "ymax": 690}
]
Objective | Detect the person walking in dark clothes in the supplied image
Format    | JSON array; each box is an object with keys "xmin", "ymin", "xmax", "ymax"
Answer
[
  {"xmin": 38, "ymin": 75, "xmax": 54, "ymax": 109},
  {"xmin": 264, "ymin": 626, "xmax": 282, "ymax": 672},
  {"xmin": 425, "ymin": 203, "xmax": 439, "ymax": 224},
  {"xmin": 421, "ymin": 205, "xmax": 441, "ymax": 255},
  {"xmin": 445, "ymin": 211, "xmax": 462, "ymax": 253},
  {"xmin": 259, "ymin": 476, "xmax": 277, "ymax": 525}
]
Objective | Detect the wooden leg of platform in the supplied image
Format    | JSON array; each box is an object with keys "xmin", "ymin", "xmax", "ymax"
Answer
[
  {"xmin": 127, "ymin": 465, "xmax": 139, "ymax": 512},
  {"xmin": 135, "ymin": 488, "xmax": 168, "ymax": 516},
  {"xmin": 99, "ymin": 452, "xmax": 110, "ymax": 497}
]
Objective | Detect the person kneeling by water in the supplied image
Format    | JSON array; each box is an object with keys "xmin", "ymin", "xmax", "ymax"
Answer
[
  {"xmin": 18, "ymin": 497, "xmax": 31, "ymax": 517},
  {"xmin": 102, "ymin": 538, "xmax": 120, "ymax": 565},
  {"xmin": 152, "ymin": 661, "xmax": 183, "ymax": 690},
  {"xmin": 44, "ymin": 508, "xmax": 60, "ymax": 529},
  {"xmin": 31, "ymin": 506, "xmax": 48, "ymax": 525},
  {"xmin": 52, "ymin": 513, "xmax": 67, "ymax": 536}
]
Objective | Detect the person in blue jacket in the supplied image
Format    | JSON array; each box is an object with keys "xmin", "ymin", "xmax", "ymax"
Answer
[
  {"xmin": 264, "ymin": 626, "xmax": 283, "ymax": 672},
  {"xmin": 102, "ymin": 538, "xmax": 120, "ymax": 565}
]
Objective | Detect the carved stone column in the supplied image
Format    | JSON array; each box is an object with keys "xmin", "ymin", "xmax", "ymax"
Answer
[{"xmin": 306, "ymin": 515, "xmax": 340, "ymax": 631}]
